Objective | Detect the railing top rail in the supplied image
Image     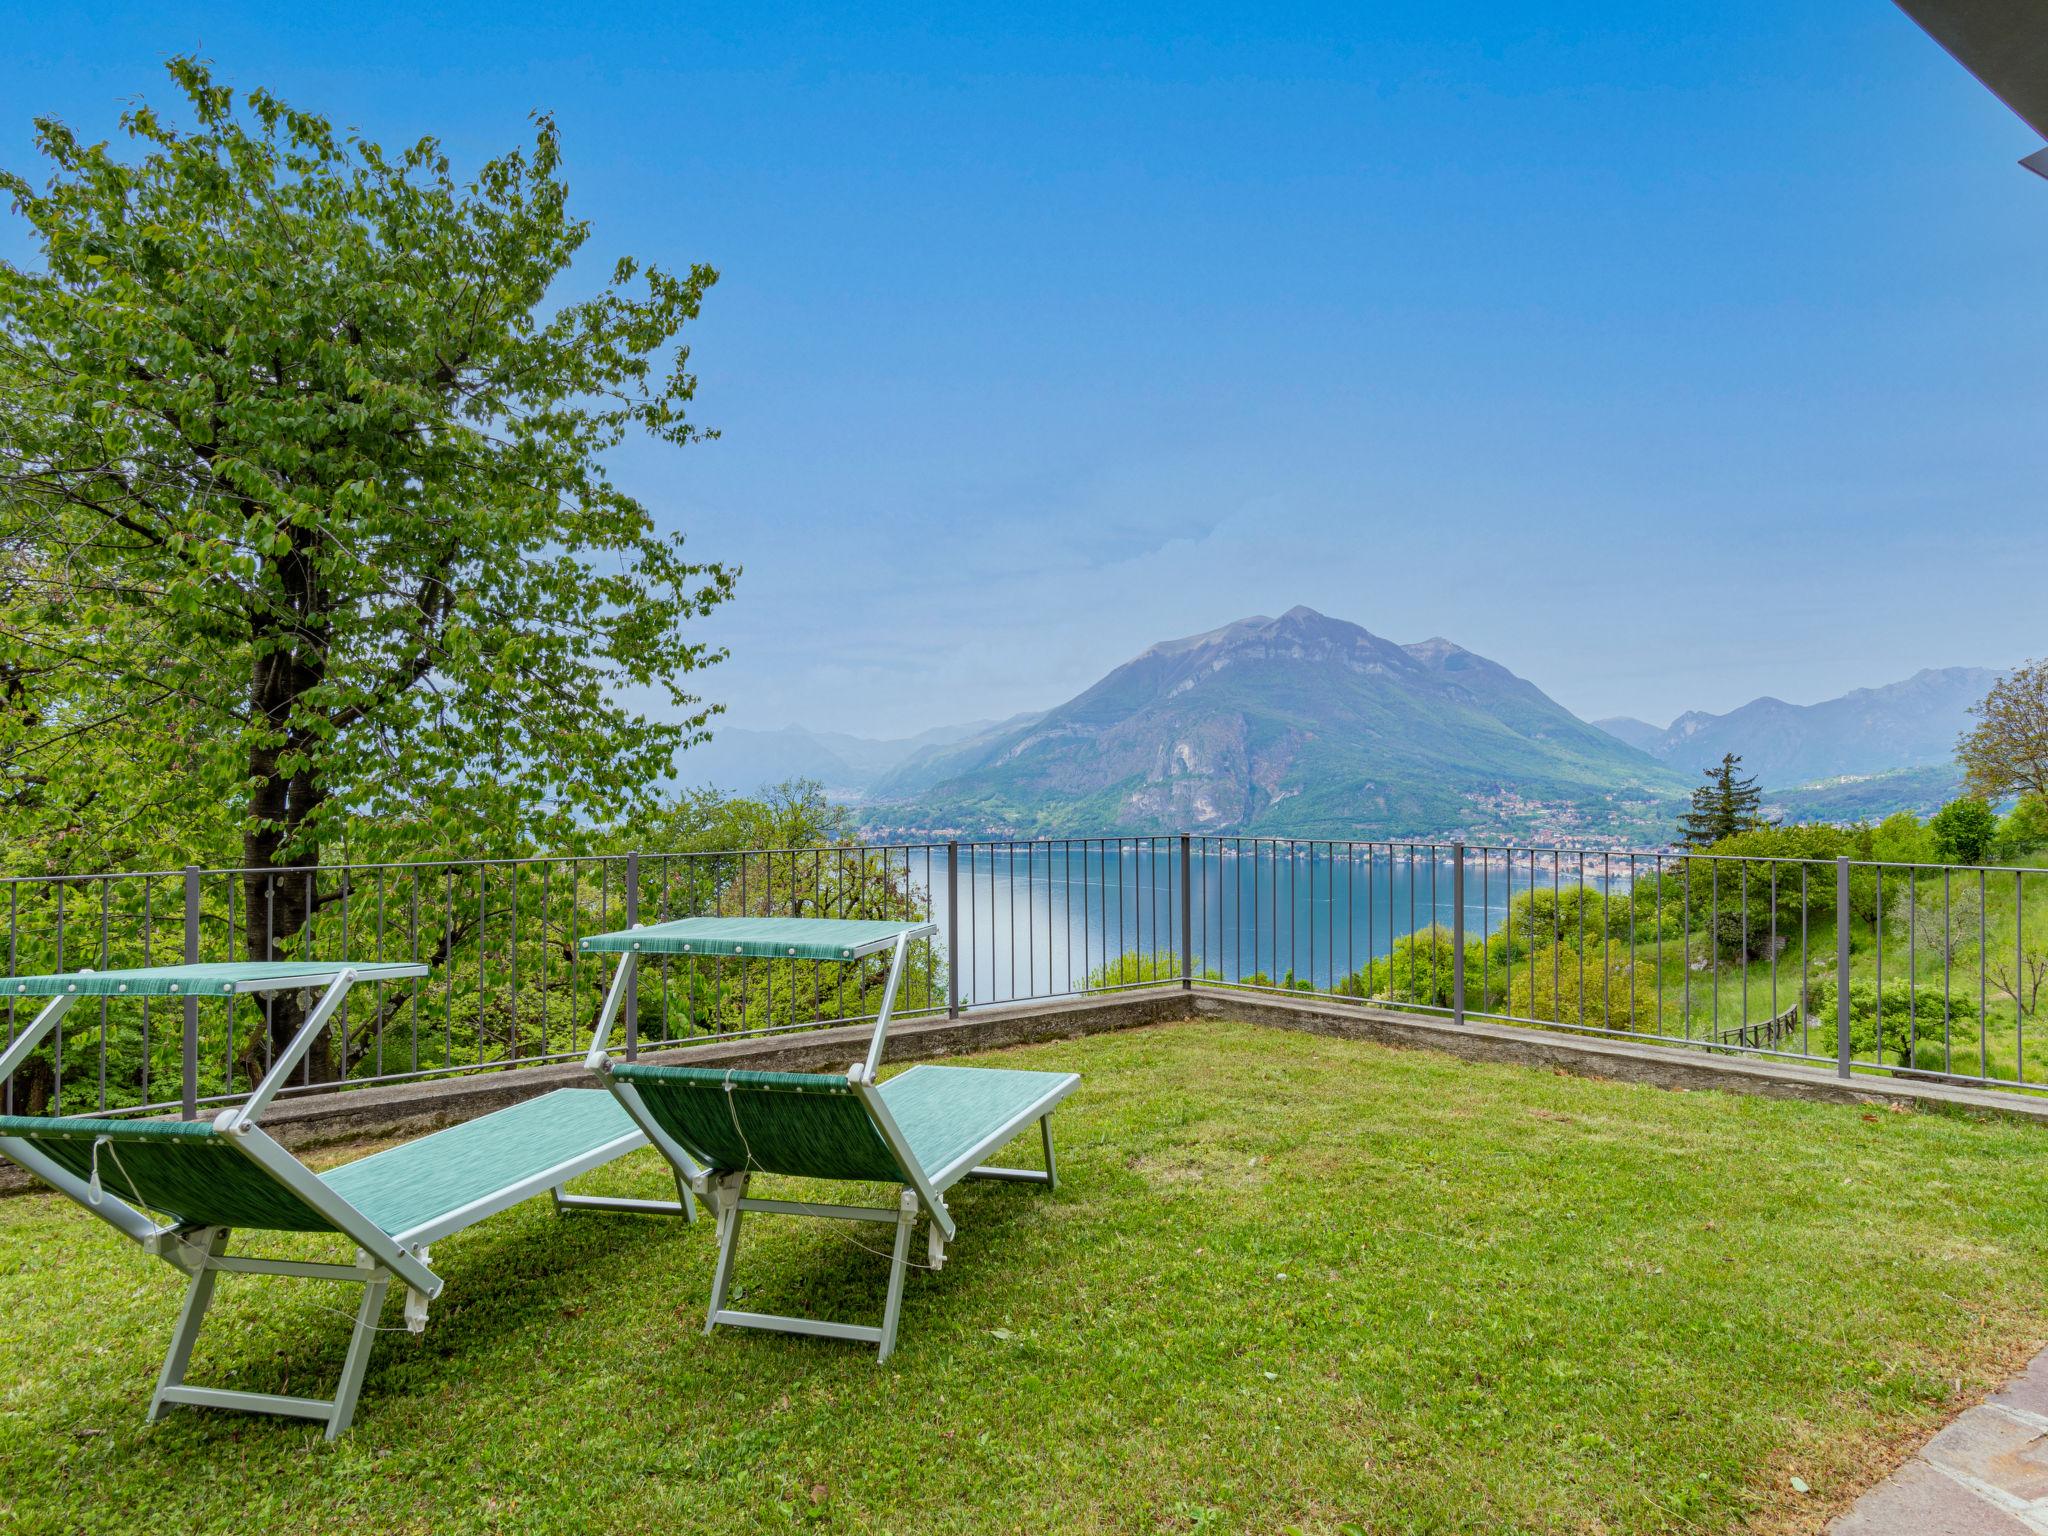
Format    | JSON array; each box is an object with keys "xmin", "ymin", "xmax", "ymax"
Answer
[
  {"xmin": 0, "ymin": 867, "xmax": 193, "ymax": 887},
  {"xmin": 1843, "ymin": 856, "xmax": 2038, "ymax": 875}
]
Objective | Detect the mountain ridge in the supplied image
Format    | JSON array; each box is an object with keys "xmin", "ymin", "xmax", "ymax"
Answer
[
  {"xmin": 861, "ymin": 607, "xmax": 1683, "ymax": 841},
  {"xmin": 1593, "ymin": 666, "xmax": 1998, "ymax": 787}
]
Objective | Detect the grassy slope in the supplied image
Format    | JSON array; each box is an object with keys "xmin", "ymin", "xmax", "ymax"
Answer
[
  {"xmin": 1475, "ymin": 857, "xmax": 2048, "ymax": 1082},
  {"xmin": 5, "ymin": 1020, "xmax": 2048, "ymax": 1534}
]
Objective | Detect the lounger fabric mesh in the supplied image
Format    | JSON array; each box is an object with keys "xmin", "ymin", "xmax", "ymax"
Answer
[
  {"xmin": 0, "ymin": 961, "xmax": 425, "ymax": 998},
  {"xmin": 323, "ymin": 1089, "xmax": 638, "ymax": 1237},
  {"xmin": 0, "ymin": 1118, "xmax": 338, "ymax": 1230},
  {"xmin": 577, "ymin": 917, "xmax": 924, "ymax": 962},
  {"xmin": 608, "ymin": 1064, "xmax": 909, "ymax": 1181},
  {"xmin": 874, "ymin": 1067, "xmax": 1069, "ymax": 1180},
  {"xmin": 608, "ymin": 1063, "xmax": 1071, "ymax": 1186},
  {"xmin": 0, "ymin": 1089, "xmax": 646, "ymax": 1238}
]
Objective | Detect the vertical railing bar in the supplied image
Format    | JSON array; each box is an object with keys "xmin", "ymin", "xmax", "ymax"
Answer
[
  {"xmin": 1836, "ymin": 857, "xmax": 1853, "ymax": 1078},
  {"xmin": 444, "ymin": 866, "xmax": 458, "ymax": 1072},
  {"xmin": 375, "ymin": 868, "xmax": 388, "ymax": 1078},
  {"xmin": 141, "ymin": 881, "xmax": 153, "ymax": 1108},
  {"xmin": 181, "ymin": 865, "xmax": 199, "ymax": 1119},
  {"xmin": 1452, "ymin": 841, "xmax": 1466, "ymax": 1025},
  {"xmin": 97, "ymin": 880, "xmax": 110, "ymax": 1111},
  {"xmin": 409, "ymin": 872, "xmax": 421, "ymax": 1075}
]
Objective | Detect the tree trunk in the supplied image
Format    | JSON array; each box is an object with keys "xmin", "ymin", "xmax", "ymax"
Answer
[{"xmin": 240, "ymin": 529, "xmax": 334, "ymax": 1084}]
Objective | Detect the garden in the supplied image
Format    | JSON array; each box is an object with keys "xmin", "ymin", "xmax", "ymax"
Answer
[{"xmin": 6, "ymin": 1019, "xmax": 2048, "ymax": 1534}]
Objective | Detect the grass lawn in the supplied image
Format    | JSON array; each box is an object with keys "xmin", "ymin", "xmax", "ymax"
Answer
[{"xmin": 5, "ymin": 1018, "xmax": 2048, "ymax": 1535}]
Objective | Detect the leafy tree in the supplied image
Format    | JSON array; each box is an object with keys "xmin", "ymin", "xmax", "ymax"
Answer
[
  {"xmin": 1506, "ymin": 942, "xmax": 1659, "ymax": 1033},
  {"xmin": 1631, "ymin": 823, "xmax": 1852, "ymax": 962},
  {"xmin": 1870, "ymin": 811, "xmax": 1933, "ymax": 866},
  {"xmin": 1885, "ymin": 876, "xmax": 1984, "ymax": 968},
  {"xmin": 1678, "ymin": 753, "xmax": 1767, "ymax": 849},
  {"xmin": 1335, "ymin": 925, "xmax": 1485, "ymax": 1010},
  {"xmin": 1995, "ymin": 795, "xmax": 2048, "ymax": 864},
  {"xmin": 628, "ymin": 780, "xmax": 860, "ymax": 864},
  {"xmin": 1928, "ymin": 797, "xmax": 1999, "ymax": 865},
  {"xmin": 1806, "ymin": 975, "xmax": 1975, "ymax": 1070},
  {"xmin": 0, "ymin": 63, "xmax": 733, "ymax": 1076},
  {"xmin": 1959, "ymin": 661, "xmax": 2048, "ymax": 805}
]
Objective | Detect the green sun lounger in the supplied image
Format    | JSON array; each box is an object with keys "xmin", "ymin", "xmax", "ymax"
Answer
[
  {"xmin": 0, "ymin": 962, "xmax": 693, "ymax": 1437},
  {"xmin": 580, "ymin": 916, "xmax": 1079, "ymax": 1359}
]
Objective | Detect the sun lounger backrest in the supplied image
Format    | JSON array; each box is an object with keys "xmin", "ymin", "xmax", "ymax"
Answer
[
  {"xmin": 0, "ymin": 1116, "xmax": 341, "ymax": 1231},
  {"xmin": 606, "ymin": 1065, "xmax": 909, "ymax": 1182}
]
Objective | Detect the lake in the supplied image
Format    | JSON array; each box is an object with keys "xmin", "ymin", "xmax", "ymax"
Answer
[{"xmin": 920, "ymin": 841, "xmax": 1643, "ymax": 1003}]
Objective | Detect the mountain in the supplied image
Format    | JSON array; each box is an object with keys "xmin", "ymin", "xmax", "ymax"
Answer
[
  {"xmin": 1591, "ymin": 716, "xmax": 1668, "ymax": 755},
  {"xmin": 865, "ymin": 712, "xmax": 1048, "ymax": 801},
  {"xmin": 670, "ymin": 719, "xmax": 1001, "ymax": 798},
  {"xmin": 1595, "ymin": 667, "xmax": 1999, "ymax": 788},
  {"xmin": 861, "ymin": 607, "xmax": 1686, "ymax": 840}
]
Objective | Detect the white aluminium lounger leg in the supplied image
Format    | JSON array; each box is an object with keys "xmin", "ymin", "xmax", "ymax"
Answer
[
  {"xmin": 876, "ymin": 1189, "xmax": 917, "ymax": 1363},
  {"xmin": 704, "ymin": 1173, "xmax": 749, "ymax": 1332},
  {"xmin": 327, "ymin": 1253, "xmax": 392, "ymax": 1439},
  {"xmin": 147, "ymin": 1233, "xmax": 403, "ymax": 1438},
  {"xmin": 703, "ymin": 1184, "xmax": 922, "ymax": 1358},
  {"xmin": 149, "ymin": 1228, "xmax": 227, "ymax": 1423}
]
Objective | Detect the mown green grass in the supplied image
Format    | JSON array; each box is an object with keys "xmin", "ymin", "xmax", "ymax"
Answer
[{"xmin": 4, "ymin": 1019, "xmax": 2048, "ymax": 1535}]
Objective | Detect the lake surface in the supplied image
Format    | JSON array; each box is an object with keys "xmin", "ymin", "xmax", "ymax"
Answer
[{"xmin": 919, "ymin": 843, "xmax": 1640, "ymax": 1003}]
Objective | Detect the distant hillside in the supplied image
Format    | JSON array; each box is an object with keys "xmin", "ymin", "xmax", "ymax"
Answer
[
  {"xmin": 862, "ymin": 607, "xmax": 1685, "ymax": 840},
  {"xmin": 1596, "ymin": 667, "xmax": 1999, "ymax": 787},
  {"xmin": 1591, "ymin": 716, "xmax": 1667, "ymax": 755},
  {"xmin": 865, "ymin": 712, "xmax": 1048, "ymax": 801},
  {"xmin": 1769, "ymin": 766, "xmax": 1965, "ymax": 824}
]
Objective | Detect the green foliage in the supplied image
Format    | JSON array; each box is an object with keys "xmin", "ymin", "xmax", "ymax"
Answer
[
  {"xmin": 1335, "ymin": 925, "xmax": 1482, "ymax": 1010},
  {"xmin": 626, "ymin": 780, "xmax": 857, "ymax": 859},
  {"xmin": 1084, "ymin": 951, "xmax": 1184, "ymax": 990},
  {"xmin": 1709, "ymin": 822, "xmax": 1861, "ymax": 866},
  {"xmin": 1870, "ymin": 811, "xmax": 1934, "ymax": 866},
  {"xmin": 1959, "ymin": 660, "xmax": 2048, "ymax": 805},
  {"xmin": 1929, "ymin": 798, "xmax": 1999, "ymax": 865},
  {"xmin": 7, "ymin": 783, "xmax": 940, "ymax": 1115},
  {"xmin": 1885, "ymin": 876, "xmax": 1985, "ymax": 968},
  {"xmin": 0, "ymin": 62, "xmax": 732, "ymax": 1073},
  {"xmin": 1807, "ymin": 975, "xmax": 1976, "ymax": 1068},
  {"xmin": 1678, "ymin": 753, "xmax": 1766, "ymax": 849},
  {"xmin": 1995, "ymin": 795, "xmax": 2048, "ymax": 864},
  {"xmin": 1506, "ymin": 942, "xmax": 1659, "ymax": 1032}
]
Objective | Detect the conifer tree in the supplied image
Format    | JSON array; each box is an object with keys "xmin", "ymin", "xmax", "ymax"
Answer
[{"xmin": 1678, "ymin": 753, "xmax": 1766, "ymax": 848}]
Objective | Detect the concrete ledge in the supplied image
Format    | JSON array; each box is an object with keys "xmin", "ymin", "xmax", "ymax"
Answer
[
  {"xmin": 7, "ymin": 983, "xmax": 2046, "ymax": 1198},
  {"xmin": 1199, "ymin": 990, "xmax": 2048, "ymax": 1123}
]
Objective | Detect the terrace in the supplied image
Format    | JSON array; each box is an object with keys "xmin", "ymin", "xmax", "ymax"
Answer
[{"xmin": 3, "ymin": 837, "xmax": 2047, "ymax": 1533}]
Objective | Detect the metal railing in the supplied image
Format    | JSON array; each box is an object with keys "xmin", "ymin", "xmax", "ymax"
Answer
[{"xmin": 2, "ymin": 835, "xmax": 2040, "ymax": 1117}]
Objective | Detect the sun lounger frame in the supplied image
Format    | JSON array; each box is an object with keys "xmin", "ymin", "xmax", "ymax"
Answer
[{"xmin": 0, "ymin": 963, "xmax": 692, "ymax": 1436}]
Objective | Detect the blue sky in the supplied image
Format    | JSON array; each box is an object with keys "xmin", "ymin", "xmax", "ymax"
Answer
[{"xmin": 3, "ymin": 2, "xmax": 2043, "ymax": 740}]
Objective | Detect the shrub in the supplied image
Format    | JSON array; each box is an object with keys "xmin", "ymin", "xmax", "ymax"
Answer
[
  {"xmin": 1335, "ymin": 925, "xmax": 1485, "ymax": 1010},
  {"xmin": 1506, "ymin": 942, "xmax": 1660, "ymax": 1033},
  {"xmin": 1995, "ymin": 795, "xmax": 2048, "ymax": 863},
  {"xmin": 1870, "ymin": 812, "xmax": 1934, "ymax": 867},
  {"xmin": 1085, "ymin": 951, "xmax": 1183, "ymax": 990},
  {"xmin": 1805, "ymin": 976, "xmax": 1976, "ymax": 1067},
  {"xmin": 1930, "ymin": 798, "xmax": 1999, "ymax": 865}
]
